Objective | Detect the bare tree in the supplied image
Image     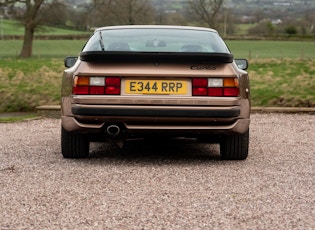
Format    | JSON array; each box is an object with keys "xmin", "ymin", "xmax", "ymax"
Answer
[
  {"xmin": 111, "ymin": 0, "xmax": 155, "ymax": 25},
  {"xmin": 19, "ymin": 0, "xmax": 44, "ymax": 57},
  {"xmin": 0, "ymin": 0, "xmax": 45, "ymax": 57},
  {"xmin": 188, "ymin": 0, "xmax": 224, "ymax": 28},
  {"xmin": 303, "ymin": 9, "xmax": 315, "ymax": 35},
  {"xmin": 86, "ymin": 0, "xmax": 155, "ymax": 27},
  {"xmin": 85, "ymin": 0, "xmax": 112, "ymax": 28},
  {"xmin": 1, "ymin": 0, "xmax": 71, "ymax": 57},
  {"xmin": 40, "ymin": 0, "xmax": 67, "ymax": 28}
]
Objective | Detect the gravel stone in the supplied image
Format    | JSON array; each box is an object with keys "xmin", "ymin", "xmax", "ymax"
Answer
[{"xmin": 0, "ymin": 114, "xmax": 314, "ymax": 229}]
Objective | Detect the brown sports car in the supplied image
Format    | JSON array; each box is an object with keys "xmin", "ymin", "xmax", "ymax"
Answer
[{"xmin": 61, "ymin": 25, "xmax": 250, "ymax": 160}]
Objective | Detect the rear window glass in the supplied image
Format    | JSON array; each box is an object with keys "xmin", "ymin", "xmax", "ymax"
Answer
[{"xmin": 82, "ymin": 28, "xmax": 230, "ymax": 53}]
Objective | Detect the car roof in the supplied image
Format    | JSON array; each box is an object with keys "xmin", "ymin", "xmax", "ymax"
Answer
[{"xmin": 94, "ymin": 25, "xmax": 218, "ymax": 34}]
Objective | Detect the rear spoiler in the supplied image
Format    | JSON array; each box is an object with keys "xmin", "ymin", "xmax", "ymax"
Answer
[{"xmin": 80, "ymin": 51, "xmax": 234, "ymax": 63}]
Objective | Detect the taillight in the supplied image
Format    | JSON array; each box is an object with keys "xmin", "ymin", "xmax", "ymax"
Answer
[
  {"xmin": 105, "ymin": 77, "xmax": 121, "ymax": 95},
  {"xmin": 192, "ymin": 77, "xmax": 239, "ymax": 97},
  {"xmin": 192, "ymin": 78, "xmax": 208, "ymax": 96},
  {"xmin": 73, "ymin": 76, "xmax": 121, "ymax": 95}
]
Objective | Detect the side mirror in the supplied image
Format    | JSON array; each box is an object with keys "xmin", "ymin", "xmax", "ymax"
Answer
[
  {"xmin": 235, "ymin": 59, "xmax": 248, "ymax": 70},
  {"xmin": 64, "ymin": 56, "xmax": 78, "ymax": 68}
]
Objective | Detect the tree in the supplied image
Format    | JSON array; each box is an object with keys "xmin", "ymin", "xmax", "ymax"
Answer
[
  {"xmin": 40, "ymin": 1, "xmax": 67, "ymax": 28},
  {"xmin": 19, "ymin": 0, "xmax": 44, "ymax": 57},
  {"xmin": 86, "ymin": 0, "xmax": 155, "ymax": 27},
  {"xmin": 302, "ymin": 9, "xmax": 315, "ymax": 35},
  {"xmin": 188, "ymin": 0, "xmax": 224, "ymax": 28},
  {"xmin": 248, "ymin": 21, "xmax": 275, "ymax": 36},
  {"xmin": 0, "ymin": 0, "xmax": 45, "ymax": 57},
  {"xmin": 285, "ymin": 25, "xmax": 297, "ymax": 36}
]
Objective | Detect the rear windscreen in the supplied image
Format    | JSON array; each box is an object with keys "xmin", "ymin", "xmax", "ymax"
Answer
[{"xmin": 82, "ymin": 28, "xmax": 230, "ymax": 54}]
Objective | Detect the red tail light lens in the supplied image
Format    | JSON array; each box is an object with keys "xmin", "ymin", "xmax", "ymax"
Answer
[
  {"xmin": 73, "ymin": 86, "xmax": 89, "ymax": 95},
  {"xmin": 106, "ymin": 86, "xmax": 120, "ymax": 95},
  {"xmin": 106, "ymin": 77, "xmax": 121, "ymax": 85},
  {"xmin": 193, "ymin": 87, "xmax": 208, "ymax": 96},
  {"xmin": 192, "ymin": 78, "xmax": 207, "ymax": 96},
  {"xmin": 90, "ymin": 86, "xmax": 105, "ymax": 95},
  {"xmin": 208, "ymin": 88, "xmax": 223, "ymax": 96},
  {"xmin": 73, "ymin": 76, "xmax": 121, "ymax": 95},
  {"xmin": 105, "ymin": 77, "xmax": 120, "ymax": 95},
  {"xmin": 192, "ymin": 78, "xmax": 208, "ymax": 87},
  {"xmin": 224, "ymin": 88, "xmax": 239, "ymax": 96}
]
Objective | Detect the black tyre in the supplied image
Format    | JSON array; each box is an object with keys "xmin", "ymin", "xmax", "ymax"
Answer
[
  {"xmin": 61, "ymin": 127, "xmax": 90, "ymax": 158},
  {"xmin": 220, "ymin": 130, "xmax": 249, "ymax": 160}
]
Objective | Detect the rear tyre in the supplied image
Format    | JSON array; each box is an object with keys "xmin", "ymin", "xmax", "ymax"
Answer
[
  {"xmin": 220, "ymin": 130, "xmax": 249, "ymax": 160},
  {"xmin": 61, "ymin": 127, "xmax": 90, "ymax": 158}
]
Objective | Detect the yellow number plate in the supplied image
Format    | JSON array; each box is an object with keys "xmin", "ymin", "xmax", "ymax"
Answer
[{"xmin": 125, "ymin": 80, "xmax": 187, "ymax": 95}]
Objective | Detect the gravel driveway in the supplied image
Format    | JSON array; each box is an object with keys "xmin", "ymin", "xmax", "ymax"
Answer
[{"xmin": 0, "ymin": 114, "xmax": 314, "ymax": 229}]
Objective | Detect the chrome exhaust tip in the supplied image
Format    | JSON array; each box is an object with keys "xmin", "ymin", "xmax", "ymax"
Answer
[{"xmin": 106, "ymin": 125, "xmax": 120, "ymax": 137}]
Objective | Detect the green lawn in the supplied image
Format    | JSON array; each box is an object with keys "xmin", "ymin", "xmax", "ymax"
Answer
[
  {"xmin": 0, "ymin": 40, "xmax": 87, "ymax": 58},
  {"xmin": 226, "ymin": 40, "xmax": 315, "ymax": 59},
  {"xmin": 248, "ymin": 59, "xmax": 315, "ymax": 107},
  {"xmin": 0, "ymin": 19, "xmax": 88, "ymax": 36},
  {"xmin": 0, "ymin": 58, "xmax": 63, "ymax": 112}
]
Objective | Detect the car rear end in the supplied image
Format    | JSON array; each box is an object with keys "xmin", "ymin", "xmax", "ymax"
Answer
[{"xmin": 61, "ymin": 26, "xmax": 250, "ymax": 160}]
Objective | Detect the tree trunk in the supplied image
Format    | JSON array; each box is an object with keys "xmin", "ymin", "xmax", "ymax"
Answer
[{"xmin": 19, "ymin": 25, "xmax": 34, "ymax": 58}]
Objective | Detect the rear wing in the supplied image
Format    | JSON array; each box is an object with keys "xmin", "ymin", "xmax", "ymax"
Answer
[{"xmin": 79, "ymin": 51, "xmax": 234, "ymax": 64}]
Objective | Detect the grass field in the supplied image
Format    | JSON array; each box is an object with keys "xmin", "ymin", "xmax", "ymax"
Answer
[
  {"xmin": 1, "ymin": 40, "xmax": 314, "ymax": 59},
  {"xmin": 0, "ymin": 40, "xmax": 87, "ymax": 58},
  {"xmin": 249, "ymin": 59, "xmax": 315, "ymax": 107},
  {"xmin": 0, "ymin": 39, "xmax": 314, "ymax": 112},
  {"xmin": 1, "ymin": 19, "xmax": 88, "ymax": 36},
  {"xmin": 226, "ymin": 40, "xmax": 315, "ymax": 59}
]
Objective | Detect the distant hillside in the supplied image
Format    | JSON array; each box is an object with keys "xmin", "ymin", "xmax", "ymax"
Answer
[
  {"xmin": 64, "ymin": 0, "xmax": 315, "ymax": 19},
  {"xmin": 64, "ymin": 0, "xmax": 315, "ymax": 9}
]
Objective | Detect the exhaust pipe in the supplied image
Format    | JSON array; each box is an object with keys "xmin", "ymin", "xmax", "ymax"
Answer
[{"xmin": 106, "ymin": 125, "xmax": 120, "ymax": 137}]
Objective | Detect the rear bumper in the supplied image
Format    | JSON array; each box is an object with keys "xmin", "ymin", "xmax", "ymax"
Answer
[
  {"xmin": 61, "ymin": 115, "xmax": 250, "ymax": 136},
  {"xmin": 71, "ymin": 105, "xmax": 240, "ymax": 118},
  {"xmin": 62, "ymin": 104, "xmax": 249, "ymax": 136},
  {"xmin": 61, "ymin": 96, "xmax": 250, "ymax": 137}
]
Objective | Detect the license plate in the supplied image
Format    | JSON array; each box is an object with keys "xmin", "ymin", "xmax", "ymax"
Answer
[{"xmin": 125, "ymin": 80, "xmax": 187, "ymax": 95}]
